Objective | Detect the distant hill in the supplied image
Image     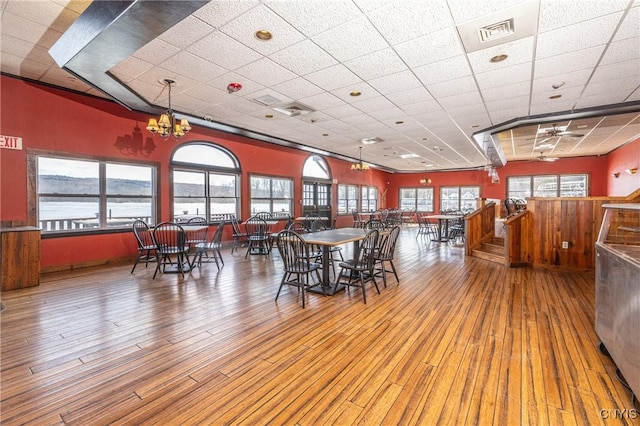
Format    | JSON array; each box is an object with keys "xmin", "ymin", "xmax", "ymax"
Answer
[{"xmin": 38, "ymin": 175, "xmax": 234, "ymax": 197}]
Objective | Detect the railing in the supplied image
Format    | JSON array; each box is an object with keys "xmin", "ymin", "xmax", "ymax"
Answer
[
  {"xmin": 39, "ymin": 216, "xmax": 153, "ymax": 231},
  {"xmin": 464, "ymin": 199, "xmax": 496, "ymax": 256},
  {"xmin": 503, "ymin": 209, "xmax": 533, "ymax": 267}
]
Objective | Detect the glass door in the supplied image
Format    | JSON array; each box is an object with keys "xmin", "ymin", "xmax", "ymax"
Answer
[{"xmin": 302, "ymin": 181, "xmax": 332, "ymax": 226}]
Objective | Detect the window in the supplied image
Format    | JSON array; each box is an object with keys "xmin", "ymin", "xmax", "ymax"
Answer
[
  {"xmin": 506, "ymin": 174, "xmax": 588, "ymax": 199},
  {"xmin": 361, "ymin": 186, "xmax": 378, "ymax": 212},
  {"xmin": 36, "ymin": 156, "xmax": 155, "ymax": 232},
  {"xmin": 440, "ymin": 186, "xmax": 480, "ymax": 212},
  {"xmin": 337, "ymin": 184, "xmax": 359, "ymax": 214},
  {"xmin": 172, "ymin": 143, "xmax": 240, "ymax": 222},
  {"xmin": 399, "ymin": 187, "xmax": 434, "ymax": 212},
  {"xmin": 302, "ymin": 155, "xmax": 330, "ymax": 179},
  {"xmin": 250, "ymin": 175, "xmax": 293, "ymax": 215}
]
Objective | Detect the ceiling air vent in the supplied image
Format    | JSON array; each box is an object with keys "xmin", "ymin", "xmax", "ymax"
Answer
[
  {"xmin": 272, "ymin": 102, "xmax": 314, "ymax": 117},
  {"xmin": 254, "ymin": 94, "xmax": 282, "ymax": 106},
  {"xmin": 478, "ymin": 19, "xmax": 514, "ymax": 43}
]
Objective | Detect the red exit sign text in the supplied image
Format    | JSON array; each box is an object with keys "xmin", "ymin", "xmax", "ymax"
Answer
[{"xmin": 0, "ymin": 135, "xmax": 23, "ymax": 150}]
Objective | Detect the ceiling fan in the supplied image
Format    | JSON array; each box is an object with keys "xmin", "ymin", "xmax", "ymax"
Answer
[
  {"xmin": 536, "ymin": 152, "xmax": 559, "ymax": 162},
  {"xmin": 528, "ymin": 124, "xmax": 585, "ymax": 142}
]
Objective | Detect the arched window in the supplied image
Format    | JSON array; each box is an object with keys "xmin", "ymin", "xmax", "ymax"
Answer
[
  {"xmin": 302, "ymin": 155, "xmax": 330, "ymax": 180},
  {"xmin": 171, "ymin": 142, "xmax": 240, "ymax": 223}
]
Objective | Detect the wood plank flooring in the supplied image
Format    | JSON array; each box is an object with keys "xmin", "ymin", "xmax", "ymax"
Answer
[{"xmin": 1, "ymin": 227, "xmax": 638, "ymax": 425}]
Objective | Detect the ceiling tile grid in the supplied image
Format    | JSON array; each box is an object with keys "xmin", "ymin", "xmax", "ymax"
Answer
[{"xmin": 2, "ymin": 0, "xmax": 639, "ymax": 172}]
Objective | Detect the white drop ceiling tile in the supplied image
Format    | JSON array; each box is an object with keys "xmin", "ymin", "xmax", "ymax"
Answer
[
  {"xmin": 529, "ymin": 98, "xmax": 579, "ymax": 115},
  {"xmin": 467, "ymin": 37, "xmax": 534, "ymax": 74},
  {"xmin": 475, "ymin": 62, "xmax": 532, "ymax": 89},
  {"xmin": 394, "ymin": 26, "xmax": 466, "ymax": 69},
  {"xmin": 1, "ymin": 35, "xmax": 52, "ymax": 64},
  {"xmin": 351, "ymin": 96, "xmax": 397, "ymax": 114},
  {"xmin": 531, "ymin": 85, "xmax": 584, "ymax": 104},
  {"xmin": 188, "ymin": 31, "xmax": 263, "ymax": 71},
  {"xmin": 582, "ymin": 75, "xmax": 640, "ymax": 99},
  {"xmin": 208, "ymin": 72, "xmax": 265, "ymax": 97},
  {"xmin": 312, "ymin": 16, "xmax": 389, "ymax": 63},
  {"xmin": 341, "ymin": 114, "xmax": 379, "ymax": 127},
  {"xmin": 160, "ymin": 50, "xmax": 228, "ymax": 83},
  {"xmin": 298, "ymin": 92, "xmax": 345, "ymax": 110},
  {"xmin": 1, "ymin": 12, "xmax": 57, "ymax": 47},
  {"xmin": 614, "ymin": 5, "xmax": 639, "ymax": 42},
  {"xmin": 305, "ymin": 64, "xmax": 362, "ymax": 91},
  {"xmin": 134, "ymin": 39, "xmax": 182, "ymax": 66},
  {"xmin": 413, "ymin": 55, "xmax": 472, "ymax": 86},
  {"xmin": 270, "ymin": 77, "xmax": 324, "ymax": 100},
  {"xmin": 331, "ymin": 82, "xmax": 380, "ymax": 103},
  {"xmin": 386, "ymin": 87, "xmax": 434, "ymax": 107},
  {"xmin": 111, "ymin": 57, "xmax": 155, "ymax": 83},
  {"xmin": 536, "ymin": 12, "xmax": 623, "ymax": 60},
  {"xmin": 344, "ymin": 48, "xmax": 408, "ymax": 81},
  {"xmin": 135, "ymin": 68, "xmax": 200, "ymax": 98},
  {"xmin": 447, "ymin": 0, "xmax": 530, "ymax": 24},
  {"xmin": 426, "ymin": 76, "xmax": 478, "ymax": 99},
  {"xmin": 235, "ymin": 57, "xmax": 297, "ymax": 86},
  {"xmin": 269, "ymin": 39, "xmax": 337, "ymax": 75},
  {"xmin": 575, "ymin": 91, "xmax": 638, "ymax": 109},
  {"xmin": 489, "ymin": 106, "xmax": 530, "ymax": 124},
  {"xmin": 366, "ymin": 0, "xmax": 452, "ymax": 45},
  {"xmin": 446, "ymin": 103, "xmax": 489, "ymax": 119},
  {"xmin": 485, "ymin": 94, "xmax": 530, "ymax": 113},
  {"xmin": 323, "ymin": 103, "xmax": 365, "ymax": 120},
  {"xmin": 3, "ymin": 0, "xmax": 70, "ymax": 32},
  {"xmin": 171, "ymin": 93, "xmax": 213, "ymax": 114},
  {"xmin": 480, "ymin": 80, "xmax": 530, "ymax": 102},
  {"xmin": 220, "ymin": 5, "xmax": 305, "ymax": 55},
  {"xmin": 193, "ymin": 0, "xmax": 259, "ymax": 28},
  {"xmin": 403, "ymin": 99, "xmax": 446, "ymax": 117},
  {"xmin": 533, "ymin": 46, "xmax": 603, "ymax": 79},
  {"xmin": 39, "ymin": 65, "xmax": 93, "ymax": 92},
  {"xmin": 184, "ymin": 83, "xmax": 231, "ymax": 105},
  {"xmin": 158, "ymin": 16, "xmax": 214, "ymax": 49},
  {"xmin": 453, "ymin": 112, "xmax": 492, "ymax": 129},
  {"xmin": 439, "ymin": 90, "xmax": 484, "ymax": 110},
  {"xmin": 590, "ymin": 58, "xmax": 640, "ymax": 83},
  {"xmin": 600, "ymin": 37, "xmax": 640, "ymax": 66},
  {"xmin": 265, "ymin": 0, "xmax": 362, "ymax": 37},
  {"xmin": 368, "ymin": 70, "xmax": 423, "ymax": 95},
  {"xmin": 538, "ymin": 0, "xmax": 630, "ymax": 32},
  {"xmin": 531, "ymin": 68, "xmax": 592, "ymax": 93},
  {"xmin": 1, "ymin": 53, "xmax": 48, "ymax": 80}
]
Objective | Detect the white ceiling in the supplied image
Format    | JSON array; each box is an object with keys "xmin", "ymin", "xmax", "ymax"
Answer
[{"xmin": 2, "ymin": 0, "xmax": 639, "ymax": 172}]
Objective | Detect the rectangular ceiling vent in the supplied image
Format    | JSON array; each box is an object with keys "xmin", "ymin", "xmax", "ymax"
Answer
[
  {"xmin": 254, "ymin": 94, "xmax": 282, "ymax": 106},
  {"xmin": 456, "ymin": 1, "xmax": 539, "ymax": 53},
  {"xmin": 478, "ymin": 19, "xmax": 514, "ymax": 43},
  {"xmin": 272, "ymin": 102, "xmax": 314, "ymax": 117}
]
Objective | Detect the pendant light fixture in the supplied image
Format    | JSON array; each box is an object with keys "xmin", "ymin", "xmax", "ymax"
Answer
[
  {"xmin": 146, "ymin": 79, "xmax": 191, "ymax": 140},
  {"xmin": 351, "ymin": 147, "xmax": 370, "ymax": 172}
]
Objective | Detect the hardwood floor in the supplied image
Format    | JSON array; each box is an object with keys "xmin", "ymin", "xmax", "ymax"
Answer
[{"xmin": 1, "ymin": 227, "xmax": 637, "ymax": 425}]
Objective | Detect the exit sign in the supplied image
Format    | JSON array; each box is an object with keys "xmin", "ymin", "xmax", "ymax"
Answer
[{"xmin": 0, "ymin": 135, "xmax": 23, "ymax": 150}]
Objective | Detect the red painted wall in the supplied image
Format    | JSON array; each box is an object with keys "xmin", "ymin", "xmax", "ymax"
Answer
[
  {"xmin": 0, "ymin": 75, "xmax": 630, "ymax": 271},
  {"xmin": 605, "ymin": 138, "xmax": 640, "ymax": 196},
  {"xmin": 385, "ymin": 155, "xmax": 610, "ymax": 212},
  {"xmin": 0, "ymin": 76, "xmax": 389, "ymax": 269}
]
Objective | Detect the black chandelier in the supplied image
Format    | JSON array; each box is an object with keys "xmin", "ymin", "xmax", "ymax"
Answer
[{"xmin": 351, "ymin": 147, "xmax": 370, "ymax": 172}]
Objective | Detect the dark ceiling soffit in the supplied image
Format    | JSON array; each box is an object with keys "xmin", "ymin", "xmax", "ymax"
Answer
[
  {"xmin": 48, "ymin": 0, "xmax": 209, "ymax": 111},
  {"xmin": 473, "ymin": 100, "xmax": 640, "ymax": 168},
  {"xmin": 46, "ymin": 0, "xmax": 395, "ymax": 173}
]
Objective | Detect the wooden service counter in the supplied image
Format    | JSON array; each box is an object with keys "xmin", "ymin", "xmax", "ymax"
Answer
[{"xmin": 1, "ymin": 226, "xmax": 41, "ymax": 290}]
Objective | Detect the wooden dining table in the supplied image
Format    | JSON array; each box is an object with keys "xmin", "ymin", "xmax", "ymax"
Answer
[
  {"xmin": 298, "ymin": 227, "xmax": 371, "ymax": 295},
  {"xmin": 425, "ymin": 214, "xmax": 463, "ymax": 242}
]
